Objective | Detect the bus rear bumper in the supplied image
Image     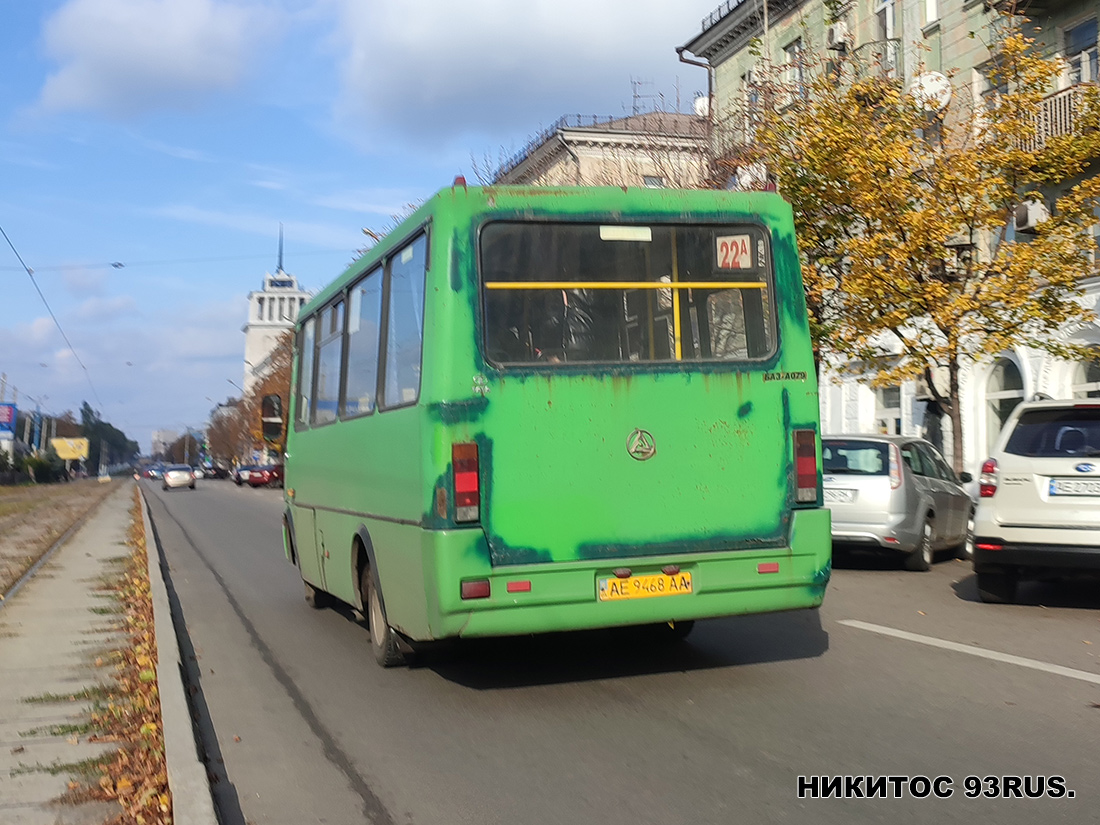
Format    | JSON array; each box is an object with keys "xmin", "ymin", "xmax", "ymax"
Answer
[{"xmin": 423, "ymin": 508, "xmax": 831, "ymax": 640}]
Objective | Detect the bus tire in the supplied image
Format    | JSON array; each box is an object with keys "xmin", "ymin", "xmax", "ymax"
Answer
[
  {"xmin": 303, "ymin": 580, "xmax": 332, "ymax": 610},
  {"xmin": 362, "ymin": 564, "xmax": 404, "ymax": 668}
]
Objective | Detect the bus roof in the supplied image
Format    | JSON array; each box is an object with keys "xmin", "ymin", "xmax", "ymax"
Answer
[{"xmin": 298, "ymin": 184, "xmax": 794, "ymax": 321}]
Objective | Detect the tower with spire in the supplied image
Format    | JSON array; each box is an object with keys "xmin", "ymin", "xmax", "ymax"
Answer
[{"xmin": 241, "ymin": 225, "xmax": 311, "ymax": 394}]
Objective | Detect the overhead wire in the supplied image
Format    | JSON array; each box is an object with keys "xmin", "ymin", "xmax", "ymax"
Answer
[{"xmin": 0, "ymin": 224, "xmax": 104, "ymax": 409}]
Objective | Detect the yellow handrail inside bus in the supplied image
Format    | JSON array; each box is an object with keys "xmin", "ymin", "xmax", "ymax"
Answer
[{"xmin": 484, "ymin": 281, "xmax": 766, "ymax": 290}]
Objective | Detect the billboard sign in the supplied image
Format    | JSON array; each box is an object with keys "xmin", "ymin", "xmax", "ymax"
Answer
[
  {"xmin": 0, "ymin": 403, "xmax": 15, "ymax": 434},
  {"xmin": 51, "ymin": 437, "xmax": 90, "ymax": 460}
]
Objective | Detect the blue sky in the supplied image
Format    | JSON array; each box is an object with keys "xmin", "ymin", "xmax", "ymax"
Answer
[{"xmin": 1, "ymin": 0, "xmax": 712, "ymax": 453}]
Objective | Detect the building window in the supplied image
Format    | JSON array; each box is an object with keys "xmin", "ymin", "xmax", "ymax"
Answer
[
  {"xmin": 876, "ymin": 385, "xmax": 902, "ymax": 434},
  {"xmin": 742, "ymin": 69, "xmax": 759, "ymax": 143},
  {"xmin": 783, "ymin": 39, "xmax": 804, "ymax": 88},
  {"xmin": 876, "ymin": 0, "xmax": 895, "ymax": 41},
  {"xmin": 986, "ymin": 358, "xmax": 1024, "ymax": 450},
  {"xmin": 1066, "ymin": 18, "xmax": 1098, "ymax": 85},
  {"xmin": 256, "ymin": 297, "xmax": 264, "ymax": 320},
  {"xmin": 642, "ymin": 175, "xmax": 664, "ymax": 188},
  {"xmin": 1073, "ymin": 358, "xmax": 1100, "ymax": 398},
  {"xmin": 925, "ymin": 0, "xmax": 938, "ymax": 26}
]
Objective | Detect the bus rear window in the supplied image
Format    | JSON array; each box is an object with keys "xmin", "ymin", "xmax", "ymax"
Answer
[{"xmin": 481, "ymin": 222, "xmax": 775, "ymax": 365}]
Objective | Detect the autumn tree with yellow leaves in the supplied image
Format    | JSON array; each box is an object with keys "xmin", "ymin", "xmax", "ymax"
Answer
[{"xmin": 728, "ymin": 17, "xmax": 1100, "ymax": 471}]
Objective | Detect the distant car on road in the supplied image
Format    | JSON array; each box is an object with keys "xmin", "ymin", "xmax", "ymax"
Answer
[
  {"xmin": 823, "ymin": 435, "xmax": 974, "ymax": 571},
  {"xmin": 191, "ymin": 466, "xmax": 205, "ymax": 479},
  {"xmin": 233, "ymin": 465, "xmax": 259, "ymax": 486},
  {"xmin": 973, "ymin": 399, "xmax": 1100, "ymax": 603},
  {"xmin": 162, "ymin": 465, "xmax": 195, "ymax": 491},
  {"xmin": 247, "ymin": 465, "xmax": 284, "ymax": 488}
]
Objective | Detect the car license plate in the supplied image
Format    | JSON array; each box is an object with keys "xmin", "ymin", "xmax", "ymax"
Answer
[
  {"xmin": 1049, "ymin": 478, "xmax": 1100, "ymax": 496},
  {"xmin": 598, "ymin": 572, "xmax": 693, "ymax": 602},
  {"xmin": 823, "ymin": 488, "xmax": 855, "ymax": 504}
]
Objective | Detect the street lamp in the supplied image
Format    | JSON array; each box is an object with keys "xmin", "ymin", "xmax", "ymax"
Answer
[{"xmin": 227, "ymin": 378, "xmax": 244, "ymax": 394}]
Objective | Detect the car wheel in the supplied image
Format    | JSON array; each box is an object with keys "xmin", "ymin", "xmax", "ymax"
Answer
[
  {"xmin": 954, "ymin": 510, "xmax": 975, "ymax": 560},
  {"xmin": 303, "ymin": 580, "xmax": 333, "ymax": 610},
  {"xmin": 189, "ymin": 483, "xmax": 195, "ymax": 490},
  {"xmin": 904, "ymin": 517, "xmax": 934, "ymax": 572},
  {"xmin": 162, "ymin": 484, "xmax": 168, "ymax": 491},
  {"xmin": 362, "ymin": 563, "xmax": 404, "ymax": 668},
  {"xmin": 976, "ymin": 571, "xmax": 1018, "ymax": 604}
]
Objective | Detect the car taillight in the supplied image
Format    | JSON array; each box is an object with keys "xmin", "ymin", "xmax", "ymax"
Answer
[
  {"xmin": 889, "ymin": 443, "xmax": 902, "ymax": 489},
  {"xmin": 794, "ymin": 429, "xmax": 818, "ymax": 503},
  {"xmin": 979, "ymin": 458, "xmax": 998, "ymax": 498},
  {"xmin": 452, "ymin": 442, "xmax": 480, "ymax": 522}
]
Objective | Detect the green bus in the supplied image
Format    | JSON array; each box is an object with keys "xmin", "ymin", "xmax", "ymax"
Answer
[{"xmin": 278, "ymin": 183, "xmax": 830, "ymax": 666}]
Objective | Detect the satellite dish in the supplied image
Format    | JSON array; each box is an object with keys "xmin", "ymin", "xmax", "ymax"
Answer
[{"xmin": 911, "ymin": 71, "xmax": 952, "ymax": 112}]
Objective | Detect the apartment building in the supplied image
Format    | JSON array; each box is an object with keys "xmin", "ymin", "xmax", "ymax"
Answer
[{"xmin": 680, "ymin": 0, "xmax": 1099, "ymax": 472}]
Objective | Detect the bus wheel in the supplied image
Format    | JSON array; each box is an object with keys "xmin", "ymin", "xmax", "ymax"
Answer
[
  {"xmin": 303, "ymin": 580, "xmax": 332, "ymax": 610},
  {"xmin": 362, "ymin": 565, "xmax": 404, "ymax": 668}
]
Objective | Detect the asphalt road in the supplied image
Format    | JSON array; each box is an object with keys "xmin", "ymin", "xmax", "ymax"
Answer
[{"xmin": 143, "ymin": 480, "xmax": 1100, "ymax": 825}]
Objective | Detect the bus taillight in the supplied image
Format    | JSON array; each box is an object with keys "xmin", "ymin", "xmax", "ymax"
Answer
[
  {"xmin": 794, "ymin": 430, "xmax": 818, "ymax": 503},
  {"xmin": 452, "ymin": 443, "xmax": 480, "ymax": 522}
]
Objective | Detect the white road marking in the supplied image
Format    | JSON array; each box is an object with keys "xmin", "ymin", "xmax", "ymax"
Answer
[{"xmin": 838, "ymin": 619, "xmax": 1100, "ymax": 686}]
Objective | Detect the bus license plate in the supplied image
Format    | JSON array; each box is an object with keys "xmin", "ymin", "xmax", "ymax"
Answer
[
  {"xmin": 1050, "ymin": 478, "xmax": 1100, "ymax": 496},
  {"xmin": 598, "ymin": 572, "xmax": 693, "ymax": 602}
]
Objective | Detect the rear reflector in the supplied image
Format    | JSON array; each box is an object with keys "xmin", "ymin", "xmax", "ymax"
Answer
[
  {"xmin": 453, "ymin": 442, "xmax": 480, "ymax": 523},
  {"xmin": 460, "ymin": 579, "xmax": 491, "ymax": 599},
  {"xmin": 758, "ymin": 562, "xmax": 780, "ymax": 574},
  {"xmin": 794, "ymin": 430, "xmax": 818, "ymax": 503},
  {"xmin": 975, "ymin": 542, "xmax": 1003, "ymax": 551},
  {"xmin": 506, "ymin": 580, "xmax": 531, "ymax": 593}
]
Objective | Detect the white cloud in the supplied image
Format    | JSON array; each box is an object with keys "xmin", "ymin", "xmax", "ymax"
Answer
[
  {"xmin": 331, "ymin": 0, "xmax": 707, "ymax": 142},
  {"xmin": 37, "ymin": 0, "xmax": 273, "ymax": 117}
]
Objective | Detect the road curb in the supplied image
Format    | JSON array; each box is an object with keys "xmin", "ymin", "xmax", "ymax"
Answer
[{"xmin": 138, "ymin": 487, "xmax": 219, "ymax": 825}]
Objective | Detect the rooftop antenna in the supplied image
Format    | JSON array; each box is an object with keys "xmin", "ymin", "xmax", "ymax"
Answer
[
  {"xmin": 631, "ymin": 77, "xmax": 658, "ymax": 115},
  {"xmin": 277, "ymin": 223, "xmax": 284, "ymax": 273}
]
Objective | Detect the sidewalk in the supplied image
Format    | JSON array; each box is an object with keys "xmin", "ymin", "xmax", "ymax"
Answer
[{"xmin": 0, "ymin": 481, "xmax": 215, "ymax": 825}]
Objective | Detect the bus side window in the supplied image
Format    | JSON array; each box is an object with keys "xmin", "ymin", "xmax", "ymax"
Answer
[
  {"xmin": 344, "ymin": 267, "xmax": 383, "ymax": 417},
  {"xmin": 297, "ymin": 317, "xmax": 316, "ymax": 426},
  {"xmin": 382, "ymin": 235, "xmax": 428, "ymax": 408},
  {"xmin": 313, "ymin": 301, "xmax": 345, "ymax": 425}
]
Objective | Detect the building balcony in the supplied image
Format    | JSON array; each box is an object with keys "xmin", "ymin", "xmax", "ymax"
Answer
[{"xmin": 1020, "ymin": 82, "xmax": 1098, "ymax": 152}]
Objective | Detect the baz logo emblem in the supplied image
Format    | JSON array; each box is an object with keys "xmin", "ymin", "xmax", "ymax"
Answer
[{"xmin": 626, "ymin": 429, "xmax": 656, "ymax": 461}]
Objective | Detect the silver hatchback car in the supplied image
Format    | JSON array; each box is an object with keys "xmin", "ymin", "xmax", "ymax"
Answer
[{"xmin": 823, "ymin": 435, "xmax": 974, "ymax": 571}]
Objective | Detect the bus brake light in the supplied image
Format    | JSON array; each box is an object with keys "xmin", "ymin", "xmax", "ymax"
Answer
[
  {"xmin": 794, "ymin": 430, "xmax": 818, "ymax": 503},
  {"xmin": 453, "ymin": 443, "xmax": 480, "ymax": 522}
]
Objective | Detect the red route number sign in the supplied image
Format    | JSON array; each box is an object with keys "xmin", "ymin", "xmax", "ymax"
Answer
[{"xmin": 716, "ymin": 235, "xmax": 752, "ymax": 270}]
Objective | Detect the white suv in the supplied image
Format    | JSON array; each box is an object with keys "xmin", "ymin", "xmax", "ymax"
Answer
[{"xmin": 973, "ymin": 400, "xmax": 1100, "ymax": 603}]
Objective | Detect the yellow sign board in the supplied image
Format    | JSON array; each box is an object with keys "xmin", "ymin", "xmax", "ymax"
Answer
[{"xmin": 50, "ymin": 437, "xmax": 89, "ymax": 460}]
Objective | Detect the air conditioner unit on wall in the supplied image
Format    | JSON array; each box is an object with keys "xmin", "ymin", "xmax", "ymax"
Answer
[
  {"xmin": 826, "ymin": 21, "xmax": 849, "ymax": 51},
  {"xmin": 1015, "ymin": 200, "xmax": 1050, "ymax": 233}
]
